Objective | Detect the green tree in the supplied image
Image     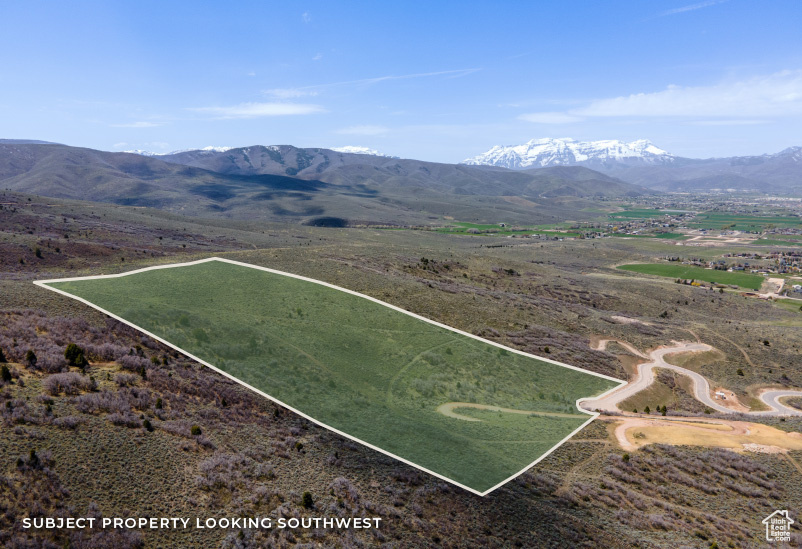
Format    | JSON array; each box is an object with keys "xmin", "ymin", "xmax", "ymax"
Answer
[
  {"xmin": 25, "ymin": 350, "xmax": 37, "ymax": 368},
  {"xmin": 1, "ymin": 364, "xmax": 11, "ymax": 383},
  {"xmin": 644, "ymin": 405, "xmax": 651, "ymax": 414},
  {"xmin": 64, "ymin": 343, "xmax": 88, "ymax": 368},
  {"xmin": 0, "ymin": 348, "xmax": 7, "ymax": 363},
  {"xmin": 301, "ymin": 491, "xmax": 314, "ymax": 509},
  {"xmin": 190, "ymin": 425, "xmax": 201, "ymax": 436}
]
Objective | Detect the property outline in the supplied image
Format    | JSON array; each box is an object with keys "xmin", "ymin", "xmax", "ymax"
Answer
[{"xmin": 34, "ymin": 256, "xmax": 626, "ymax": 496}]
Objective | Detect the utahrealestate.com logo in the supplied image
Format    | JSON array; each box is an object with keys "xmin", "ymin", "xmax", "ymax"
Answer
[{"xmin": 763, "ymin": 510, "xmax": 794, "ymax": 542}]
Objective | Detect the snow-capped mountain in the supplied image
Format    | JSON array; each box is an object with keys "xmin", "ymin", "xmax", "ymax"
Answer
[
  {"xmin": 330, "ymin": 146, "xmax": 398, "ymax": 158},
  {"xmin": 123, "ymin": 146, "xmax": 233, "ymax": 156},
  {"xmin": 462, "ymin": 138, "xmax": 674, "ymax": 169}
]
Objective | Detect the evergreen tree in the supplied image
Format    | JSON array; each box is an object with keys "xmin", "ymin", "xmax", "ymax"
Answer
[{"xmin": 25, "ymin": 350, "xmax": 37, "ymax": 368}]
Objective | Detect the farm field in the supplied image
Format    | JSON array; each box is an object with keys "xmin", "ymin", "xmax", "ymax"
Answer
[
  {"xmin": 607, "ymin": 208, "xmax": 684, "ymax": 221},
  {"xmin": 430, "ymin": 222, "xmax": 581, "ymax": 238},
  {"xmin": 753, "ymin": 238, "xmax": 802, "ymax": 247},
  {"xmin": 617, "ymin": 263, "xmax": 764, "ymax": 289},
  {"xmin": 687, "ymin": 212, "xmax": 802, "ymax": 231},
  {"xmin": 609, "ymin": 232, "xmax": 688, "ymax": 240},
  {"xmin": 39, "ymin": 258, "xmax": 621, "ymax": 494}
]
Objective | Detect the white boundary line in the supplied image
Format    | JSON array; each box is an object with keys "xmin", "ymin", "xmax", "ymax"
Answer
[{"xmin": 34, "ymin": 257, "xmax": 626, "ymax": 496}]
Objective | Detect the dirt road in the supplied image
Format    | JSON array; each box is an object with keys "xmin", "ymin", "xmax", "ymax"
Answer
[
  {"xmin": 581, "ymin": 340, "xmax": 802, "ymax": 417},
  {"xmin": 436, "ymin": 402, "xmax": 587, "ymax": 421}
]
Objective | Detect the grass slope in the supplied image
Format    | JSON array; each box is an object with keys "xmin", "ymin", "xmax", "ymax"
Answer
[
  {"xmin": 44, "ymin": 259, "xmax": 618, "ymax": 493},
  {"xmin": 618, "ymin": 263, "xmax": 763, "ymax": 290}
]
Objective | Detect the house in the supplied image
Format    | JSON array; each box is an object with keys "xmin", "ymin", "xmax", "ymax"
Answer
[
  {"xmin": 715, "ymin": 391, "xmax": 727, "ymax": 400},
  {"xmin": 763, "ymin": 510, "xmax": 794, "ymax": 542}
]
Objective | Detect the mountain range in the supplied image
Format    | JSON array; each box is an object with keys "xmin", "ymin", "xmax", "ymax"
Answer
[
  {"xmin": 463, "ymin": 138, "xmax": 674, "ymax": 169},
  {"xmin": 464, "ymin": 138, "xmax": 802, "ymax": 193},
  {"xmin": 0, "ymin": 142, "xmax": 648, "ymax": 226},
  {"xmin": 2, "ymin": 138, "xmax": 801, "ymax": 227}
]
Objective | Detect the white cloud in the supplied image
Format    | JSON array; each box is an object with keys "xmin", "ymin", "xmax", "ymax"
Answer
[
  {"xmin": 112, "ymin": 142, "xmax": 128, "ymax": 149},
  {"xmin": 110, "ymin": 121, "xmax": 162, "ymax": 128},
  {"xmin": 312, "ymin": 53, "xmax": 323, "ymax": 61},
  {"xmin": 263, "ymin": 88, "xmax": 319, "ymax": 99},
  {"xmin": 659, "ymin": 0, "xmax": 728, "ymax": 17},
  {"xmin": 273, "ymin": 68, "xmax": 482, "ymax": 97},
  {"xmin": 189, "ymin": 102, "xmax": 325, "ymax": 119},
  {"xmin": 688, "ymin": 119, "xmax": 769, "ymax": 126},
  {"xmin": 521, "ymin": 70, "xmax": 802, "ymax": 123},
  {"xmin": 574, "ymin": 70, "xmax": 802, "ymax": 118},
  {"xmin": 335, "ymin": 125, "xmax": 389, "ymax": 136},
  {"xmin": 518, "ymin": 112, "xmax": 583, "ymax": 124},
  {"xmin": 302, "ymin": 11, "xmax": 311, "ymax": 23}
]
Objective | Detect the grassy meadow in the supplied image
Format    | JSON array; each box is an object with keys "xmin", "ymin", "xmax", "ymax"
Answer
[
  {"xmin": 617, "ymin": 263, "xmax": 764, "ymax": 290},
  {"xmin": 44, "ymin": 259, "xmax": 620, "ymax": 493}
]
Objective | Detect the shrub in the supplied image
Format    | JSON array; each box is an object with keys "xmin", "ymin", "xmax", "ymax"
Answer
[
  {"xmin": 302, "ymin": 491, "xmax": 314, "ymax": 509},
  {"xmin": 1, "ymin": 364, "xmax": 11, "ymax": 383},
  {"xmin": 143, "ymin": 419, "xmax": 154, "ymax": 432},
  {"xmin": 191, "ymin": 425, "xmax": 202, "ymax": 436},
  {"xmin": 114, "ymin": 373, "xmax": 139, "ymax": 387},
  {"xmin": 108, "ymin": 412, "xmax": 142, "ymax": 428},
  {"xmin": 64, "ymin": 343, "xmax": 89, "ymax": 368},
  {"xmin": 53, "ymin": 416, "xmax": 83, "ymax": 430},
  {"xmin": 0, "ymin": 347, "xmax": 6, "ymax": 363},
  {"xmin": 44, "ymin": 372, "xmax": 94, "ymax": 396}
]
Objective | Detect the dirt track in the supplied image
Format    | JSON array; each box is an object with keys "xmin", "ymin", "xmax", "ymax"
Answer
[
  {"xmin": 436, "ymin": 402, "xmax": 587, "ymax": 421},
  {"xmin": 608, "ymin": 415, "xmax": 802, "ymax": 454},
  {"xmin": 581, "ymin": 339, "xmax": 802, "ymax": 417}
]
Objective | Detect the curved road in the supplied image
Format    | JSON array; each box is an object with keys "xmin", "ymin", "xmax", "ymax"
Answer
[{"xmin": 580, "ymin": 340, "xmax": 802, "ymax": 417}]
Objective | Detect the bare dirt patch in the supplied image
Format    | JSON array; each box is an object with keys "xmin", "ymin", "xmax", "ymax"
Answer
[
  {"xmin": 610, "ymin": 416, "xmax": 802, "ymax": 453},
  {"xmin": 610, "ymin": 315, "xmax": 651, "ymax": 326},
  {"xmin": 710, "ymin": 387, "xmax": 751, "ymax": 413}
]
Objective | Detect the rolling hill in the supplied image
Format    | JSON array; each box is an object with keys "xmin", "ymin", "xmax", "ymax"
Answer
[{"xmin": 0, "ymin": 142, "xmax": 652, "ymax": 226}]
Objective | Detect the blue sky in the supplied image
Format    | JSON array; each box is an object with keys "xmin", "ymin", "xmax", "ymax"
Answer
[{"xmin": 1, "ymin": 1, "xmax": 801, "ymax": 162}]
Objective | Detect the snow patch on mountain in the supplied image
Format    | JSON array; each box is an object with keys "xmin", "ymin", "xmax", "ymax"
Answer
[
  {"xmin": 330, "ymin": 146, "xmax": 398, "ymax": 158},
  {"xmin": 462, "ymin": 138, "xmax": 674, "ymax": 169},
  {"xmin": 124, "ymin": 146, "xmax": 234, "ymax": 156}
]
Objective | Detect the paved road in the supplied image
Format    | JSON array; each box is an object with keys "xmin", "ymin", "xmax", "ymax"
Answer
[
  {"xmin": 757, "ymin": 390, "xmax": 802, "ymax": 416},
  {"xmin": 580, "ymin": 340, "xmax": 802, "ymax": 417}
]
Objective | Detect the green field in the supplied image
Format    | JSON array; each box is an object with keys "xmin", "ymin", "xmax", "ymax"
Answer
[
  {"xmin": 42, "ymin": 259, "xmax": 619, "ymax": 493},
  {"xmin": 687, "ymin": 213, "xmax": 802, "ymax": 231},
  {"xmin": 617, "ymin": 263, "xmax": 764, "ymax": 290},
  {"xmin": 608, "ymin": 208, "xmax": 677, "ymax": 221},
  {"xmin": 429, "ymin": 222, "xmax": 580, "ymax": 238},
  {"xmin": 609, "ymin": 232, "xmax": 688, "ymax": 240},
  {"xmin": 753, "ymin": 239, "xmax": 802, "ymax": 247}
]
